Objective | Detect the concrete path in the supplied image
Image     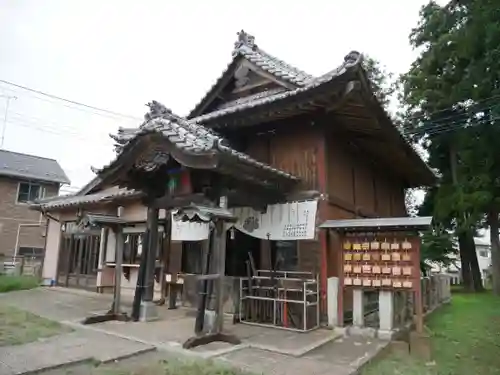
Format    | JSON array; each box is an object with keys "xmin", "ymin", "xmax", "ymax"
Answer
[
  {"xmin": 0, "ymin": 330, "xmax": 154, "ymax": 375},
  {"xmin": 1, "ymin": 288, "xmax": 388, "ymax": 375}
]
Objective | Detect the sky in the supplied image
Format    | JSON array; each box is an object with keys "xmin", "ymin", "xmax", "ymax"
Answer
[{"xmin": 0, "ymin": 0, "xmax": 448, "ymax": 195}]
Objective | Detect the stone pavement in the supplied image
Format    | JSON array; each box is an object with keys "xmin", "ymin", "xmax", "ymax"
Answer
[
  {"xmin": 1, "ymin": 288, "xmax": 389, "ymax": 375},
  {"xmin": 0, "ymin": 329, "xmax": 154, "ymax": 375},
  {"xmin": 217, "ymin": 336, "xmax": 387, "ymax": 375}
]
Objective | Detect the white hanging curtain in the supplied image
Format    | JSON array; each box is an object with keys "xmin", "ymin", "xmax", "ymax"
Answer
[
  {"xmin": 170, "ymin": 211, "xmax": 209, "ymax": 241},
  {"xmin": 227, "ymin": 200, "xmax": 318, "ymax": 240}
]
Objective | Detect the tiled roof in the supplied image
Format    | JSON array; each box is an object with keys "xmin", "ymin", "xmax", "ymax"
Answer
[
  {"xmin": 191, "ymin": 51, "xmax": 363, "ymax": 124},
  {"xmin": 103, "ymin": 101, "xmax": 299, "ymax": 182},
  {"xmin": 0, "ymin": 149, "xmax": 70, "ymax": 184},
  {"xmin": 233, "ymin": 31, "xmax": 314, "ymax": 87},
  {"xmin": 33, "ymin": 188, "xmax": 140, "ymax": 210},
  {"xmin": 188, "ymin": 30, "xmax": 314, "ymax": 118}
]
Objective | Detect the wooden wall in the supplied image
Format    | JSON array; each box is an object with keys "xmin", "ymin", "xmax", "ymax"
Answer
[
  {"xmin": 325, "ymin": 133, "xmax": 407, "ymax": 219},
  {"xmin": 244, "ymin": 127, "xmax": 322, "ymax": 191}
]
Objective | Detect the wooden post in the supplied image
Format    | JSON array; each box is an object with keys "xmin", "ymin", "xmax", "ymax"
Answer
[
  {"xmin": 215, "ymin": 219, "xmax": 227, "ymax": 332},
  {"xmin": 113, "ymin": 226, "xmax": 124, "ymax": 315},
  {"xmin": 143, "ymin": 206, "xmax": 159, "ymax": 302},
  {"xmin": 157, "ymin": 212, "xmax": 172, "ymax": 305},
  {"xmin": 412, "ymin": 236, "xmax": 424, "ymax": 334}
]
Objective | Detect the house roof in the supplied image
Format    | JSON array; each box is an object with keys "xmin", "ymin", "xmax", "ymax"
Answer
[
  {"xmin": 188, "ymin": 30, "xmax": 314, "ymax": 118},
  {"xmin": 100, "ymin": 101, "xmax": 299, "ymax": 187},
  {"xmin": 0, "ymin": 149, "xmax": 70, "ymax": 184}
]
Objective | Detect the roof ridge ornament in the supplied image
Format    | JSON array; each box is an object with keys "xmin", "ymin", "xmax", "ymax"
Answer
[
  {"xmin": 234, "ymin": 30, "xmax": 256, "ymax": 52},
  {"xmin": 344, "ymin": 51, "xmax": 363, "ymax": 66},
  {"xmin": 144, "ymin": 100, "xmax": 176, "ymax": 122}
]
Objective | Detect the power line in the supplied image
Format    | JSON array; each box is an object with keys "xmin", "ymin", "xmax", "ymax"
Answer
[
  {"xmin": 1, "ymin": 95, "xmax": 17, "ymax": 149},
  {"xmin": 6, "ymin": 118, "xmax": 114, "ymax": 144},
  {"xmin": 402, "ymin": 93, "xmax": 500, "ymax": 124},
  {"xmin": 0, "ymin": 79, "xmax": 142, "ymax": 121}
]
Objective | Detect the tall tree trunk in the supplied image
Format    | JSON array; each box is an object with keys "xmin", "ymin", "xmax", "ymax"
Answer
[
  {"xmin": 465, "ymin": 230, "xmax": 484, "ymax": 291},
  {"xmin": 488, "ymin": 211, "xmax": 500, "ymax": 295},
  {"xmin": 458, "ymin": 232, "xmax": 473, "ymax": 290}
]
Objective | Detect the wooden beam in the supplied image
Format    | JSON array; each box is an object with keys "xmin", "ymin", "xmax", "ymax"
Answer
[
  {"xmin": 151, "ymin": 193, "xmax": 212, "ymax": 209},
  {"xmin": 327, "ymin": 195, "xmax": 377, "ymax": 218}
]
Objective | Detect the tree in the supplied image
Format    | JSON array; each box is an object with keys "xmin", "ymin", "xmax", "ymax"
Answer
[
  {"xmin": 362, "ymin": 56, "xmax": 396, "ymax": 110},
  {"xmin": 399, "ymin": 0, "xmax": 500, "ymax": 292}
]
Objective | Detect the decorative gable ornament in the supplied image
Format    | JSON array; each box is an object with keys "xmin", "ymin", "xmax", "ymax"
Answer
[{"xmin": 234, "ymin": 30, "xmax": 256, "ymax": 51}]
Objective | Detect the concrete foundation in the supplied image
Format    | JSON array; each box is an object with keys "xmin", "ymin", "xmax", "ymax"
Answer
[
  {"xmin": 379, "ymin": 291, "xmax": 394, "ymax": 332},
  {"xmin": 352, "ymin": 289, "xmax": 364, "ymax": 327},
  {"xmin": 327, "ymin": 277, "xmax": 339, "ymax": 327},
  {"xmin": 139, "ymin": 300, "xmax": 159, "ymax": 322}
]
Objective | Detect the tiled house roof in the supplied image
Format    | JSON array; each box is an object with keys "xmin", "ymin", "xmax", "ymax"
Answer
[{"xmin": 0, "ymin": 149, "xmax": 70, "ymax": 184}]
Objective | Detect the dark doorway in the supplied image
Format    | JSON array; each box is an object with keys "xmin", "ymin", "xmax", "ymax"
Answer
[{"xmin": 225, "ymin": 228, "xmax": 261, "ymax": 276}]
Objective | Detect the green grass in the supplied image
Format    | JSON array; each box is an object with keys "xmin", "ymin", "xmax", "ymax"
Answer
[
  {"xmin": 0, "ymin": 275, "xmax": 40, "ymax": 293},
  {"xmin": 362, "ymin": 292, "xmax": 500, "ymax": 375},
  {"xmin": 98, "ymin": 360, "xmax": 253, "ymax": 375},
  {"xmin": 0, "ymin": 305, "xmax": 70, "ymax": 346},
  {"xmin": 56, "ymin": 358, "xmax": 255, "ymax": 375}
]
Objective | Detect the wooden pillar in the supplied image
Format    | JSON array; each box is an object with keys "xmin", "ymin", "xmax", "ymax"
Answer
[
  {"xmin": 140, "ymin": 205, "xmax": 159, "ymax": 321},
  {"xmin": 143, "ymin": 206, "xmax": 159, "ymax": 301},
  {"xmin": 215, "ymin": 220, "xmax": 227, "ymax": 332},
  {"xmin": 316, "ymin": 137, "xmax": 329, "ymax": 322},
  {"xmin": 113, "ymin": 226, "xmax": 124, "ymax": 315}
]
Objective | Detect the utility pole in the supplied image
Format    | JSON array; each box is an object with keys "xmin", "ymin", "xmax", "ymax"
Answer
[{"xmin": 1, "ymin": 95, "xmax": 17, "ymax": 149}]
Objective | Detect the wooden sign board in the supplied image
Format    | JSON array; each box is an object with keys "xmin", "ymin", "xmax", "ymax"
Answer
[{"xmin": 341, "ymin": 233, "xmax": 420, "ymax": 291}]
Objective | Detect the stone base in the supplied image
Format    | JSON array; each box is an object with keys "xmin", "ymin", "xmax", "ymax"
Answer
[
  {"xmin": 377, "ymin": 329, "xmax": 397, "ymax": 340},
  {"xmin": 139, "ymin": 301, "xmax": 159, "ymax": 322},
  {"xmin": 348, "ymin": 326, "xmax": 377, "ymax": 338},
  {"xmin": 203, "ymin": 310, "xmax": 217, "ymax": 334}
]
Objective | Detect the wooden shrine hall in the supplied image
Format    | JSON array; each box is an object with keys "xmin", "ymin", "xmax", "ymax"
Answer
[{"xmin": 32, "ymin": 30, "xmax": 436, "ymax": 341}]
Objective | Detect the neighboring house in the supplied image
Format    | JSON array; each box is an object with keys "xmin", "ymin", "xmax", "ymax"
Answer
[
  {"xmin": 0, "ymin": 149, "xmax": 70, "ymax": 258},
  {"xmin": 33, "ymin": 31, "xmax": 435, "ymax": 322},
  {"xmin": 428, "ymin": 236, "xmax": 491, "ymax": 285},
  {"xmin": 474, "ymin": 237, "xmax": 491, "ymax": 283}
]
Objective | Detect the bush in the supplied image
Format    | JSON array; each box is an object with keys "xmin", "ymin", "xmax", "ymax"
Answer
[{"xmin": 0, "ymin": 276, "xmax": 39, "ymax": 293}]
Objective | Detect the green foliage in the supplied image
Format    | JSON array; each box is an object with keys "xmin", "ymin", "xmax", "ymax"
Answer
[
  {"xmin": 399, "ymin": 1, "xmax": 500, "ymax": 279},
  {"xmin": 362, "ymin": 55, "xmax": 396, "ymax": 110},
  {"xmin": 421, "ymin": 228, "xmax": 456, "ymax": 266},
  {"xmin": 0, "ymin": 276, "xmax": 39, "ymax": 293},
  {"xmin": 361, "ymin": 293, "xmax": 500, "ymax": 375}
]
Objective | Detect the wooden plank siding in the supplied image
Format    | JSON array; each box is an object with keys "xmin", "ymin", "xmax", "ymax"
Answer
[{"xmin": 245, "ymin": 128, "xmax": 321, "ymax": 191}]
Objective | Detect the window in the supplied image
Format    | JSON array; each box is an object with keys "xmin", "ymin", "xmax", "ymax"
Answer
[
  {"xmin": 17, "ymin": 182, "xmax": 42, "ymax": 203},
  {"xmin": 122, "ymin": 232, "xmax": 162, "ymax": 264},
  {"xmin": 18, "ymin": 247, "xmax": 44, "ymax": 258},
  {"xmin": 123, "ymin": 233, "xmax": 144, "ymax": 264},
  {"xmin": 479, "ymin": 250, "xmax": 489, "ymax": 258},
  {"xmin": 272, "ymin": 241, "xmax": 299, "ymax": 271}
]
